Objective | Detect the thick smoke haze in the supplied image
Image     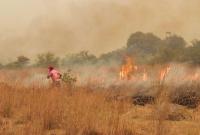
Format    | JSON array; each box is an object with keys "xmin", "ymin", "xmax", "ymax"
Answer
[{"xmin": 0, "ymin": 0, "xmax": 200, "ymax": 62}]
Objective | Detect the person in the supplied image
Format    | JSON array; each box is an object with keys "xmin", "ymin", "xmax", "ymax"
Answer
[{"xmin": 47, "ymin": 66, "xmax": 62, "ymax": 87}]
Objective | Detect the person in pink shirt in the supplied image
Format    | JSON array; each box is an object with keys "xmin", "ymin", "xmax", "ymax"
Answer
[{"xmin": 47, "ymin": 66, "xmax": 62, "ymax": 87}]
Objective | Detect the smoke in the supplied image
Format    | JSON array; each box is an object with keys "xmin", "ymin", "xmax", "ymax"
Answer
[{"xmin": 0, "ymin": 0, "xmax": 200, "ymax": 62}]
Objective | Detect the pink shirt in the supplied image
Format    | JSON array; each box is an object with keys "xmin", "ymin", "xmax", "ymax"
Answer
[{"xmin": 48, "ymin": 69, "xmax": 61, "ymax": 81}]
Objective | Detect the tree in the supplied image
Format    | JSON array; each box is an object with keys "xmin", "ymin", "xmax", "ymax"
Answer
[
  {"xmin": 98, "ymin": 48, "xmax": 126, "ymax": 65},
  {"xmin": 183, "ymin": 40, "xmax": 200, "ymax": 65},
  {"xmin": 5, "ymin": 56, "xmax": 30, "ymax": 68},
  {"xmin": 163, "ymin": 35, "xmax": 186, "ymax": 50},
  {"xmin": 153, "ymin": 35, "xmax": 186, "ymax": 64},
  {"xmin": 17, "ymin": 56, "xmax": 30, "ymax": 66},
  {"xmin": 126, "ymin": 32, "xmax": 162, "ymax": 64},
  {"xmin": 62, "ymin": 51, "xmax": 97, "ymax": 66},
  {"xmin": 36, "ymin": 52, "xmax": 59, "ymax": 67}
]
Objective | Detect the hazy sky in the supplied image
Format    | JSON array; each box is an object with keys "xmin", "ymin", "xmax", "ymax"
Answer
[{"xmin": 0, "ymin": 0, "xmax": 200, "ymax": 62}]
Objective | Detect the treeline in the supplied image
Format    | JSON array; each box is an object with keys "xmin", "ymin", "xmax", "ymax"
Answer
[
  {"xmin": 1, "ymin": 31, "xmax": 200, "ymax": 69},
  {"xmin": 96, "ymin": 32, "xmax": 200, "ymax": 65},
  {"xmin": 0, "ymin": 51, "xmax": 99, "ymax": 69}
]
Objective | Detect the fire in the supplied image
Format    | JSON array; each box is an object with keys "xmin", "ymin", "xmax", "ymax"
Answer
[
  {"xmin": 142, "ymin": 69, "xmax": 148, "ymax": 81},
  {"xmin": 119, "ymin": 57, "xmax": 137, "ymax": 80},
  {"xmin": 159, "ymin": 65, "xmax": 171, "ymax": 83}
]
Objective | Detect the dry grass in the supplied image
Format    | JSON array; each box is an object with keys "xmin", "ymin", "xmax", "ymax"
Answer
[{"xmin": 1, "ymin": 69, "xmax": 200, "ymax": 135}]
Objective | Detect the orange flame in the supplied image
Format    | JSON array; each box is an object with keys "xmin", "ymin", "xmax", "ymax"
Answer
[
  {"xmin": 142, "ymin": 69, "xmax": 148, "ymax": 81},
  {"xmin": 119, "ymin": 57, "xmax": 137, "ymax": 80},
  {"xmin": 159, "ymin": 65, "xmax": 171, "ymax": 83}
]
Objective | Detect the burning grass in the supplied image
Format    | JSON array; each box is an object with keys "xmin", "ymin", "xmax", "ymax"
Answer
[{"xmin": 1, "ymin": 64, "xmax": 200, "ymax": 134}]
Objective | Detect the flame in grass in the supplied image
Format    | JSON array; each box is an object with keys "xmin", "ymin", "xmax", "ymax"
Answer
[
  {"xmin": 142, "ymin": 69, "xmax": 148, "ymax": 81},
  {"xmin": 119, "ymin": 57, "xmax": 137, "ymax": 80},
  {"xmin": 159, "ymin": 65, "xmax": 171, "ymax": 84}
]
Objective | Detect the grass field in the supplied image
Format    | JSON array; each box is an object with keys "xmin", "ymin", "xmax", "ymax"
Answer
[{"xmin": 1, "ymin": 68, "xmax": 200, "ymax": 135}]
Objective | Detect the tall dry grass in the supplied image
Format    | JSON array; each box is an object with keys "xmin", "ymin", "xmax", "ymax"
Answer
[
  {"xmin": 0, "ymin": 82, "xmax": 137, "ymax": 135},
  {"xmin": 0, "ymin": 69, "xmax": 200, "ymax": 135}
]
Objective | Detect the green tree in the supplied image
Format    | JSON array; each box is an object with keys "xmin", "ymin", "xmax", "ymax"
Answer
[
  {"xmin": 153, "ymin": 35, "xmax": 186, "ymax": 64},
  {"xmin": 127, "ymin": 32, "xmax": 162, "ymax": 64},
  {"xmin": 62, "ymin": 51, "xmax": 97, "ymax": 66},
  {"xmin": 184, "ymin": 40, "xmax": 200, "ymax": 65},
  {"xmin": 36, "ymin": 52, "xmax": 59, "ymax": 67},
  {"xmin": 98, "ymin": 48, "xmax": 126, "ymax": 65},
  {"xmin": 17, "ymin": 56, "xmax": 30, "ymax": 66},
  {"xmin": 5, "ymin": 56, "xmax": 30, "ymax": 68}
]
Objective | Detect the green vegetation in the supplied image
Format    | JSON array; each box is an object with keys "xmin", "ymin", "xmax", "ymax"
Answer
[
  {"xmin": 4, "ymin": 56, "xmax": 30, "ymax": 68},
  {"xmin": 62, "ymin": 51, "xmax": 97, "ymax": 67},
  {"xmin": 183, "ymin": 40, "xmax": 200, "ymax": 65},
  {"xmin": 1, "ymin": 32, "xmax": 200, "ymax": 68},
  {"xmin": 35, "ymin": 52, "xmax": 60, "ymax": 67},
  {"xmin": 61, "ymin": 70, "xmax": 77, "ymax": 87},
  {"xmin": 104, "ymin": 32, "xmax": 200, "ymax": 65}
]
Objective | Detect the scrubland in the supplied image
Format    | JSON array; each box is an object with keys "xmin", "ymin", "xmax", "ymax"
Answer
[{"xmin": 1, "ymin": 68, "xmax": 200, "ymax": 135}]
